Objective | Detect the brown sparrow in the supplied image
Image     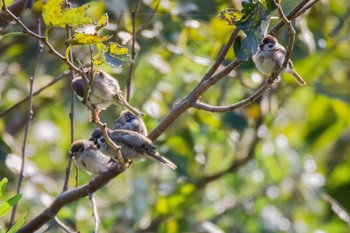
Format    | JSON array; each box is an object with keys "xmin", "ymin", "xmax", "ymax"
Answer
[
  {"xmin": 112, "ymin": 110, "xmax": 148, "ymax": 135},
  {"xmin": 70, "ymin": 140, "xmax": 114, "ymax": 176},
  {"xmin": 89, "ymin": 128, "xmax": 177, "ymax": 170},
  {"xmin": 252, "ymin": 34, "xmax": 306, "ymax": 86},
  {"xmin": 71, "ymin": 68, "xmax": 145, "ymax": 119}
]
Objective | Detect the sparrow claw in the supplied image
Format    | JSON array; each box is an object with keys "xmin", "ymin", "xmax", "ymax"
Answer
[{"xmin": 90, "ymin": 108, "xmax": 101, "ymax": 123}]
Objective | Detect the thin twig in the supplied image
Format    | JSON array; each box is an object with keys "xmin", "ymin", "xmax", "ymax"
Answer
[
  {"xmin": 1, "ymin": 0, "xmax": 80, "ymax": 72},
  {"xmin": 191, "ymin": 80, "xmax": 271, "ymax": 112},
  {"xmin": 126, "ymin": 0, "xmax": 141, "ymax": 101},
  {"xmin": 136, "ymin": 0, "xmax": 161, "ymax": 35},
  {"xmin": 202, "ymin": 27, "xmax": 240, "ymax": 82},
  {"xmin": 0, "ymin": 71, "xmax": 70, "ymax": 118},
  {"xmin": 75, "ymin": 64, "xmax": 126, "ymax": 165},
  {"xmin": 198, "ymin": 117, "xmax": 263, "ymax": 187},
  {"xmin": 277, "ymin": 1, "xmax": 296, "ymax": 70},
  {"xmin": 270, "ymin": 0, "xmax": 311, "ymax": 35},
  {"xmin": 62, "ymin": 27, "xmax": 75, "ymax": 193},
  {"xmin": 0, "ymin": 0, "xmax": 26, "ymax": 27},
  {"xmin": 9, "ymin": 19, "xmax": 43, "ymax": 228},
  {"xmin": 88, "ymin": 193, "xmax": 100, "ymax": 233},
  {"xmin": 148, "ymin": 0, "xmax": 312, "ymax": 141},
  {"xmin": 54, "ymin": 217, "xmax": 77, "ymax": 233}
]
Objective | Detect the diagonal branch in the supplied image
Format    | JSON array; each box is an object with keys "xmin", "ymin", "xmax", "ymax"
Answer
[
  {"xmin": 148, "ymin": 0, "xmax": 314, "ymax": 141},
  {"xmin": 17, "ymin": 163, "xmax": 128, "ymax": 233},
  {"xmin": 136, "ymin": 0, "xmax": 161, "ymax": 36}
]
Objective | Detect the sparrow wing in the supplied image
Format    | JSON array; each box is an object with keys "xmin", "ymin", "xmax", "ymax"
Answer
[{"xmin": 110, "ymin": 130, "xmax": 177, "ymax": 169}]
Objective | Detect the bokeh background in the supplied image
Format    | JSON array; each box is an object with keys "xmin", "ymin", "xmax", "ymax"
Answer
[{"xmin": 1, "ymin": 0, "xmax": 350, "ymax": 232}]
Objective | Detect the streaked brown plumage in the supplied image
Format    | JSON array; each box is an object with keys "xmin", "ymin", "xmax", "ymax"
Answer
[
  {"xmin": 89, "ymin": 128, "xmax": 177, "ymax": 170},
  {"xmin": 71, "ymin": 68, "xmax": 144, "ymax": 117}
]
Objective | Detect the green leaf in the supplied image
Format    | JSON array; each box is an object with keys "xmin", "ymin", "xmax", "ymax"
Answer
[
  {"xmin": 0, "ymin": 178, "xmax": 8, "ymax": 197},
  {"xmin": 0, "ymin": 194, "xmax": 22, "ymax": 218},
  {"xmin": 236, "ymin": 30, "xmax": 263, "ymax": 60},
  {"xmin": 7, "ymin": 210, "xmax": 29, "ymax": 233}
]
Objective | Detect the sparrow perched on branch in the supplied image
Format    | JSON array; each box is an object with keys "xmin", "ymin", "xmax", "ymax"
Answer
[
  {"xmin": 71, "ymin": 68, "xmax": 145, "ymax": 119},
  {"xmin": 89, "ymin": 128, "xmax": 177, "ymax": 170},
  {"xmin": 252, "ymin": 34, "xmax": 306, "ymax": 86},
  {"xmin": 70, "ymin": 140, "xmax": 113, "ymax": 176},
  {"xmin": 112, "ymin": 110, "xmax": 148, "ymax": 135}
]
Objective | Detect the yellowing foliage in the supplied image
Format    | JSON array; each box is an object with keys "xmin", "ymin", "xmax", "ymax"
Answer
[{"xmin": 42, "ymin": 0, "xmax": 93, "ymax": 28}]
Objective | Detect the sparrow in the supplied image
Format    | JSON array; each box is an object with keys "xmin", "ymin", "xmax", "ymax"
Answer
[
  {"xmin": 252, "ymin": 34, "xmax": 306, "ymax": 86},
  {"xmin": 71, "ymin": 68, "xmax": 145, "ymax": 119},
  {"xmin": 89, "ymin": 128, "xmax": 177, "ymax": 170},
  {"xmin": 112, "ymin": 110, "xmax": 148, "ymax": 135},
  {"xmin": 70, "ymin": 140, "xmax": 114, "ymax": 176}
]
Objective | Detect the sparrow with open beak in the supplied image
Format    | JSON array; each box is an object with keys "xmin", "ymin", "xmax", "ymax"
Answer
[
  {"xmin": 89, "ymin": 128, "xmax": 177, "ymax": 170},
  {"xmin": 71, "ymin": 68, "xmax": 144, "ymax": 120},
  {"xmin": 112, "ymin": 110, "xmax": 148, "ymax": 135},
  {"xmin": 252, "ymin": 34, "xmax": 306, "ymax": 86},
  {"xmin": 70, "ymin": 140, "xmax": 114, "ymax": 176}
]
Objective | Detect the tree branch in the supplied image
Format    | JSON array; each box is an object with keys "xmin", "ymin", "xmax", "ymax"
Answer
[
  {"xmin": 270, "ymin": 0, "xmax": 314, "ymax": 35},
  {"xmin": 148, "ymin": 0, "xmax": 313, "ymax": 141},
  {"xmin": 88, "ymin": 193, "xmax": 100, "ymax": 233},
  {"xmin": 17, "ymin": 163, "xmax": 128, "ymax": 233},
  {"xmin": 0, "ymin": 0, "xmax": 26, "ymax": 28},
  {"xmin": 63, "ymin": 27, "xmax": 75, "ymax": 193},
  {"xmin": 191, "ymin": 80, "xmax": 271, "ymax": 112}
]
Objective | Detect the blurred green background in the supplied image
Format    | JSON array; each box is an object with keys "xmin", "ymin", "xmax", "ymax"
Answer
[{"xmin": 1, "ymin": 0, "xmax": 350, "ymax": 232}]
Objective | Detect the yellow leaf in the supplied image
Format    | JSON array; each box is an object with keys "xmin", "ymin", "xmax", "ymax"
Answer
[
  {"xmin": 109, "ymin": 43, "xmax": 129, "ymax": 56},
  {"xmin": 67, "ymin": 32, "xmax": 111, "ymax": 45},
  {"xmin": 219, "ymin": 8, "xmax": 244, "ymax": 25},
  {"xmin": 42, "ymin": 0, "xmax": 93, "ymax": 28},
  {"xmin": 96, "ymin": 13, "xmax": 108, "ymax": 31}
]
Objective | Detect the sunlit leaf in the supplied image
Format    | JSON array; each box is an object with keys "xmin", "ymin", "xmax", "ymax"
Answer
[
  {"xmin": 42, "ymin": 0, "xmax": 93, "ymax": 28},
  {"xmin": 67, "ymin": 32, "xmax": 111, "ymax": 45},
  {"xmin": 96, "ymin": 13, "xmax": 108, "ymax": 31},
  {"xmin": 219, "ymin": 8, "xmax": 245, "ymax": 25},
  {"xmin": 109, "ymin": 43, "xmax": 129, "ymax": 56},
  {"xmin": 0, "ymin": 178, "xmax": 8, "ymax": 197},
  {"xmin": 0, "ymin": 194, "xmax": 22, "ymax": 218}
]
